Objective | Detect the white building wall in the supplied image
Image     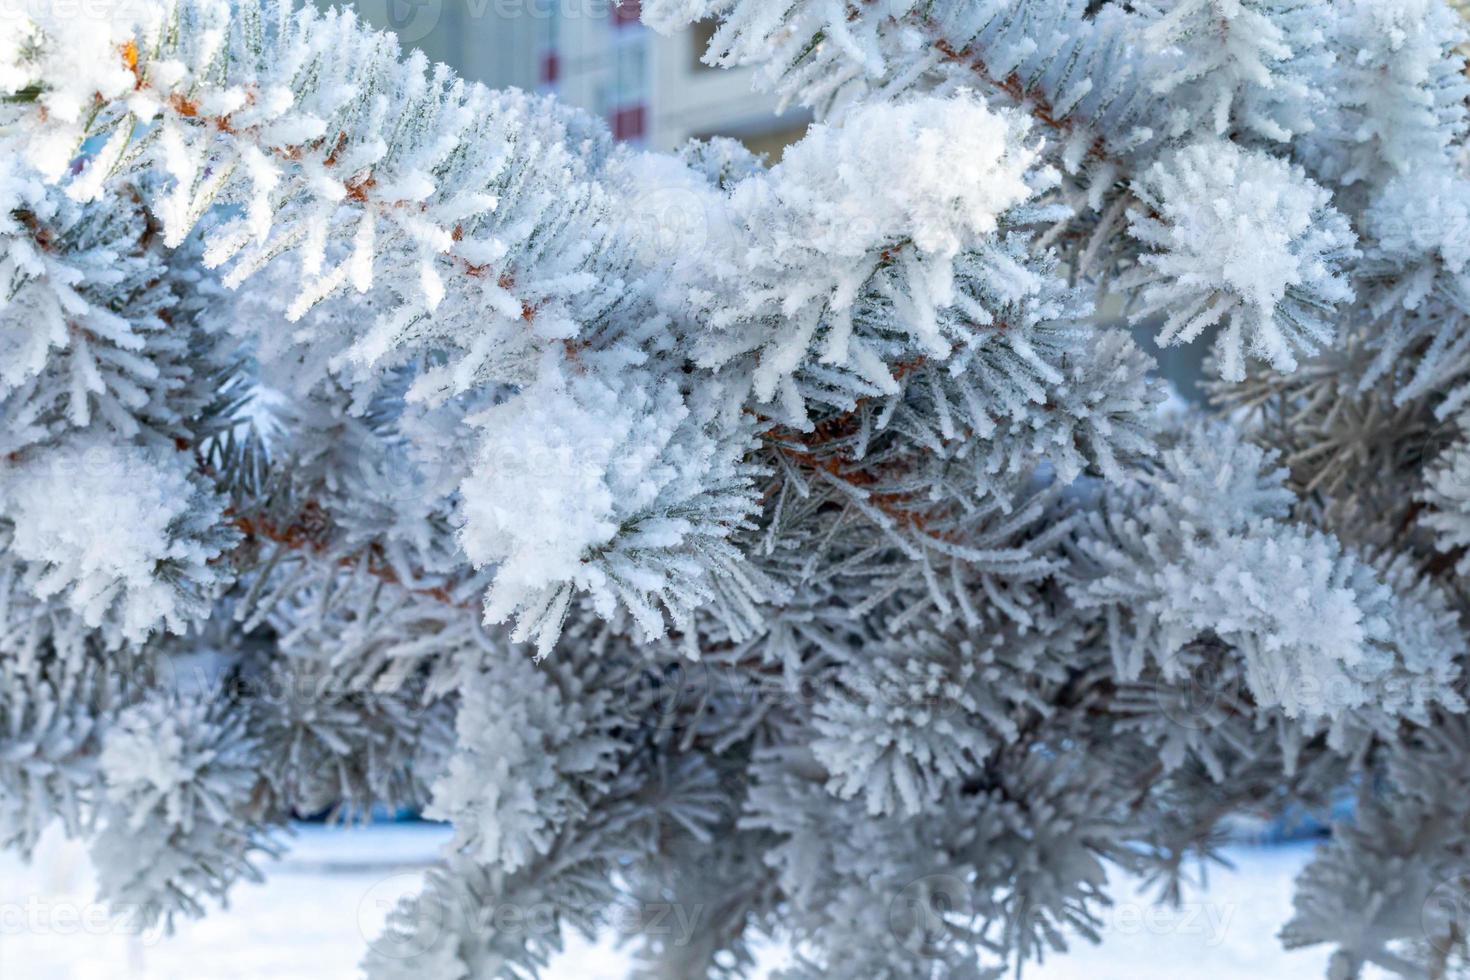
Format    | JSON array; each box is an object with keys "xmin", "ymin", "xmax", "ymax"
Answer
[
  {"xmin": 338, "ymin": 0, "xmax": 807, "ymax": 158},
  {"xmin": 645, "ymin": 28, "xmax": 808, "ymax": 154}
]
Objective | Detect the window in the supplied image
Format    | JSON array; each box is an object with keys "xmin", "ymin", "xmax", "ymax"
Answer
[
  {"xmin": 613, "ymin": 39, "xmax": 648, "ymax": 102},
  {"xmin": 724, "ymin": 122, "xmax": 809, "ymax": 163},
  {"xmin": 603, "ymin": 36, "xmax": 650, "ymax": 144},
  {"xmin": 611, "ymin": 105, "xmax": 647, "ymax": 141},
  {"xmin": 611, "ymin": 0, "xmax": 641, "ymax": 28},
  {"xmin": 691, "ymin": 18, "xmax": 718, "ymax": 71}
]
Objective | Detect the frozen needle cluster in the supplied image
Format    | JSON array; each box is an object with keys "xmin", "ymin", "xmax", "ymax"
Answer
[{"xmin": 2, "ymin": 1, "xmax": 1470, "ymax": 977}]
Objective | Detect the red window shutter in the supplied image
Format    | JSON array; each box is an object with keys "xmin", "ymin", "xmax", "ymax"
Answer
[
  {"xmin": 612, "ymin": 0, "xmax": 641, "ymax": 27},
  {"xmin": 610, "ymin": 104, "xmax": 646, "ymax": 141}
]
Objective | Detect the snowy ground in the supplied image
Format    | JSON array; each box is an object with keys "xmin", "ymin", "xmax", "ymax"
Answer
[{"xmin": 0, "ymin": 822, "xmax": 1355, "ymax": 979}]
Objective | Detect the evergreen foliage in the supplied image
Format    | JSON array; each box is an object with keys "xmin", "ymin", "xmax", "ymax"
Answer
[{"xmin": 3, "ymin": 0, "xmax": 1470, "ymax": 976}]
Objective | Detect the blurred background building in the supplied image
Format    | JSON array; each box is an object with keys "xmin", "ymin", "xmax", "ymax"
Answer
[
  {"xmin": 348, "ymin": 0, "xmax": 810, "ymax": 156},
  {"xmin": 331, "ymin": 0, "xmax": 1214, "ymax": 397}
]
